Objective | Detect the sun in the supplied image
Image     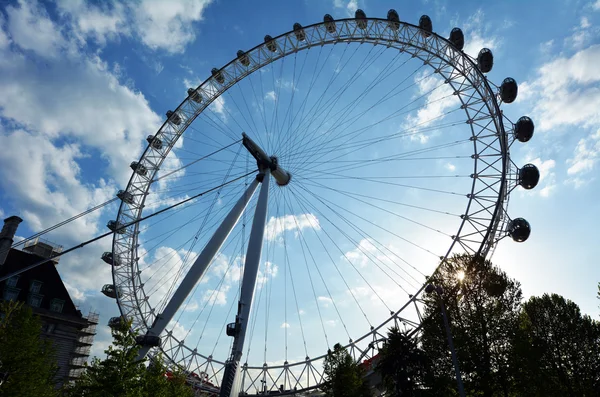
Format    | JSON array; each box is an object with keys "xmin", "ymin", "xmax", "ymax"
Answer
[{"xmin": 456, "ymin": 270, "xmax": 466, "ymax": 282}]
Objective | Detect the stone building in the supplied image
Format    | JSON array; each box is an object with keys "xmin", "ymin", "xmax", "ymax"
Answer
[{"xmin": 0, "ymin": 216, "xmax": 98, "ymax": 384}]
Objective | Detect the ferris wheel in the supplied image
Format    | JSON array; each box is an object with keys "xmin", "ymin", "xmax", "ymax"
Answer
[{"xmin": 102, "ymin": 10, "xmax": 539, "ymax": 396}]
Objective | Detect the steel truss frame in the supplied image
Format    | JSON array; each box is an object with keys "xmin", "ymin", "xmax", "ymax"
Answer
[{"xmin": 111, "ymin": 16, "xmax": 517, "ymax": 396}]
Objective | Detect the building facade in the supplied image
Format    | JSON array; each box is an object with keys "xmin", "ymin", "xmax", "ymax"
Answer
[{"xmin": 0, "ymin": 216, "xmax": 98, "ymax": 384}]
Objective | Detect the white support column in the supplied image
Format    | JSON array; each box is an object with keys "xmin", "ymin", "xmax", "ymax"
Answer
[
  {"xmin": 220, "ymin": 169, "xmax": 271, "ymax": 397},
  {"xmin": 137, "ymin": 178, "xmax": 260, "ymax": 360}
]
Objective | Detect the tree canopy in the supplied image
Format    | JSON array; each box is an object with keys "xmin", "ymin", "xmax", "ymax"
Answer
[
  {"xmin": 322, "ymin": 343, "xmax": 370, "ymax": 397},
  {"xmin": 0, "ymin": 300, "xmax": 58, "ymax": 397},
  {"xmin": 65, "ymin": 320, "xmax": 193, "ymax": 397}
]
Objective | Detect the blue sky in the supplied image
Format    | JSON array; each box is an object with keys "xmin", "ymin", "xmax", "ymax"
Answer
[{"xmin": 0, "ymin": 0, "xmax": 599, "ymax": 380}]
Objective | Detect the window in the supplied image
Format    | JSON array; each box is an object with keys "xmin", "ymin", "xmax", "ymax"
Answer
[
  {"xmin": 28, "ymin": 294, "xmax": 43, "ymax": 307},
  {"xmin": 30, "ymin": 280, "xmax": 43, "ymax": 294},
  {"xmin": 50, "ymin": 299, "xmax": 64, "ymax": 313},
  {"xmin": 3, "ymin": 287, "xmax": 20, "ymax": 301},
  {"xmin": 6, "ymin": 276, "xmax": 19, "ymax": 287}
]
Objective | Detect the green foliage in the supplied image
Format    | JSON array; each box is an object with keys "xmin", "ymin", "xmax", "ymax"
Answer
[
  {"xmin": 0, "ymin": 300, "xmax": 58, "ymax": 397},
  {"xmin": 420, "ymin": 254, "xmax": 522, "ymax": 397},
  {"xmin": 322, "ymin": 343, "xmax": 370, "ymax": 397},
  {"xmin": 512, "ymin": 294, "xmax": 600, "ymax": 396},
  {"xmin": 375, "ymin": 327, "xmax": 431, "ymax": 397},
  {"xmin": 65, "ymin": 320, "xmax": 193, "ymax": 397}
]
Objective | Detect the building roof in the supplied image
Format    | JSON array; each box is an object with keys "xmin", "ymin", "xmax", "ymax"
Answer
[{"xmin": 0, "ymin": 248, "xmax": 84, "ymax": 322}]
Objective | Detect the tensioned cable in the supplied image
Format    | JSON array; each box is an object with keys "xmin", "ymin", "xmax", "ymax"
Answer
[
  {"xmin": 0, "ymin": 170, "xmax": 256, "ymax": 283},
  {"xmin": 5, "ymin": 197, "xmax": 118, "ymax": 254},
  {"xmin": 153, "ymin": 140, "xmax": 242, "ymax": 183},
  {"xmin": 290, "ymin": 185, "xmax": 392, "ymax": 314}
]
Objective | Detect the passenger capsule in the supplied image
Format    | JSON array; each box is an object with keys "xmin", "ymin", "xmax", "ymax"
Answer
[
  {"xmin": 477, "ymin": 48, "xmax": 493, "ymax": 73},
  {"xmin": 387, "ymin": 9, "xmax": 400, "ymax": 30},
  {"xmin": 101, "ymin": 284, "xmax": 120, "ymax": 299},
  {"xmin": 130, "ymin": 161, "xmax": 147, "ymax": 176},
  {"xmin": 500, "ymin": 77, "xmax": 518, "ymax": 103},
  {"xmin": 226, "ymin": 322, "xmax": 239, "ymax": 337},
  {"xmin": 166, "ymin": 110, "xmax": 182, "ymax": 126},
  {"xmin": 116, "ymin": 189, "xmax": 134, "ymax": 204},
  {"xmin": 419, "ymin": 15, "xmax": 432, "ymax": 37},
  {"xmin": 449, "ymin": 28, "xmax": 464, "ymax": 51},
  {"xmin": 265, "ymin": 35, "xmax": 277, "ymax": 52},
  {"xmin": 355, "ymin": 9, "xmax": 367, "ymax": 30},
  {"xmin": 293, "ymin": 23, "xmax": 306, "ymax": 41},
  {"xmin": 107, "ymin": 220, "xmax": 126, "ymax": 234},
  {"xmin": 147, "ymin": 135, "xmax": 163, "ymax": 150},
  {"xmin": 324, "ymin": 14, "xmax": 336, "ymax": 33},
  {"xmin": 211, "ymin": 68, "xmax": 225, "ymax": 84},
  {"xmin": 236, "ymin": 50, "xmax": 250, "ymax": 67},
  {"xmin": 101, "ymin": 251, "xmax": 121, "ymax": 266},
  {"xmin": 108, "ymin": 316, "xmax": 125, "ymax": 328},
  {"xmin": 135, "ymin": 335, "xmax": 162, "ymax": 347},
  {"xmin": 519, "ymin": 164, "xmax": 540, "ymax": 190},
  {"xmin": 508, "ymin": 218, "xmax": 531, "ymax": 242},
  {"xmin": 187, "ymin": 88, "xmax": 202, "ymax": 103},
  {"xmin": 514, "ymin": 116, "xmax": 534, "ymax": 142}
]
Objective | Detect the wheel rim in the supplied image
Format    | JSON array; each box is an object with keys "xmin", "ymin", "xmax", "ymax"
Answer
[{"xmin": 110, "ymin": 17, "xmax": 517, "ymax": 395}]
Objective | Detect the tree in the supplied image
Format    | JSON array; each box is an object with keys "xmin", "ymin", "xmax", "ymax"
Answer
[
  {"xmin": 0, "ymin": 300, "xmax": 58, "ymax": 397},
  {"xmin": 322, "ymin": 343, "xmax": 370, "ymax": 397},
  {"xmin": 421, "ymin": 254, "xmax": 522, "ymax": 397},
  {"xmin": 66, "ymin": 320, "xmax": 193, "ymax": 397},
  {"xmin": 375, "ymin": 327, "xmax": 431, "ymax": 396},
  {"xmin": 512, "ymin": 293, "xmax": 600, "ymax": 396}
]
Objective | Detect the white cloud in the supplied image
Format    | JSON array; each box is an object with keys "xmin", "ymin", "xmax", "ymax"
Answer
[
  {"xmin": 445, "ymin": 162, "xmax": 456, "ymax": 172},
  {"xmin": 64, "ymin": 281, "xmax": 86, "ymax": 302},
  {"xmin": 333, "ymin": 0, "xmax": 359, "ymax": 17},
  {"xmin": 265, "ymin": 213, "xmax": 320, "ymax": 242},
  {"xmin": 594, "ymin": 0, "xmax": 600, "ymax": 11},
  {"xmin": 521, "ymin": 45, "xmax": 600, "ymax": 132},
  {"xmin": 280, "ymin": 322, "xmax": 290, "ymax": 328},
  {"xmin": 325, "ymin": 319, "xmax": 336, "ymax": 327},
  {"xmin": 317, "ymin": 296, "xmax": 332, "ymax": 308},
  {"xmin": 167, "ymin": 319, "xmax": 189, "ymax": 341},
  {"xmin": 461, "ymin": 10, "xmax": 501, "ymax": 59},
  {"xmin": 56, "ymin": 0, "xmax": 127, "ymax": 45},
  {"xmin": 298, "ymin": 309, "xmax": 305, "ymax": 315},
  {"xmin": 130, "ymin": 0, "xmax": 212, "ymax": 53},
  {"xmin": 344, "ymin": 238, "xmax": 377, "ymax": 268},
  {"xmin": 256, "ymin": 261, "xmax": 278, "ymax": 287},
  {"xmin": 201, "ymin": 285, "xmax": 230, "ymax": 306},
  {"xmin": 566, "ymin": 129, "xmax": 600, "ymax": 175},
  {"xmin": 6, "ymin": 1, "xmax": 69, "ymax": 59},
  {"xmin": 57, "ymin": 0, "xmax": 212, "ymax": 53},
  {"xmin": 265, "ymin": 91, "xmax": 276, "ymax": 101}
]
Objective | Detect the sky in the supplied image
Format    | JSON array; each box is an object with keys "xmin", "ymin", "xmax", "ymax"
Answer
[{"xmin": 0, "ymin": 0, "xmax": 599, "ymax": 388}]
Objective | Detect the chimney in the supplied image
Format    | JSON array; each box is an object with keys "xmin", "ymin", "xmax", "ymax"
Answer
[{"xmin": 0, "ymin": 216, "xmax": 23, "ymax": 267}]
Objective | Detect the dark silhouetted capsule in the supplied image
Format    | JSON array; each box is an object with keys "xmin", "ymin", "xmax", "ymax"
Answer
[
  {"xmin": 387, "ymin": 9, "xmax": 400, "ymax": 30},
  {"xmin": 324, "ymin": 14, "xmax": 336, "ymax": 33},
  {"xmin": 449, "ymin": 28, "xmax": 464, "ymax": 50},
  {"xmin": 514, "ymin": 116, "xmax": 534, "ymax": 142},
  {"xmin": 355, "ymin": 9, "xmax": 367, "ymax": 30},
  {"xmin": 500, "ymin": 77, "xmax": 518, "ymax": 103},
  {"xmin": 166, "ymin": 110, "xmax": 182, "ymax": 125},
  {"xmin": 293, "ymin": 23, "xmax": 306, "ymax": 41},
  {"xmin": 211, "ymin": 68, "xmax": 224, "ymax": 84},
  {"xmin": 187, "ymin": 88, "xmax": 202, "ymax": 103},
  {"xmin": 519, "ymin": 164, "xmax": 540, "ymax": 190},
  {"xmin": 135, "ymin": 335, "xmax": 161, "ymax": 347},
  {"xmin": 147, "ymin": 135, "xmax": 162, "ymax": 150},
  {"xmin": 508, "ymin": 218, "xmax": 531, "ymax": 242},
  {"xmin": 477, "ymin": 48, "xmax": 493, "ymax": 73},
  {"xmin": 419, "ymin": 15, "xmax": 432, "ymax": 37},
  {"xmin": 237, "ymin": 50, "xmax": 250, "ymax": 67},
  {"xmin": 265, "ymin": 35, "xmax": 277, "ymax": 52},
  {"xmin": 116, "ymin": 189, "xmax": 134, "ymax": 204},
  {"xmin": 101, "ymin": 284, "xmax": 120, "ymax": 299}
]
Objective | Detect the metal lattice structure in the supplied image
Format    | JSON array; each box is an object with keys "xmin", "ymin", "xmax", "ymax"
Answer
[{"xmin": 108, "ymin": 12, "xmax": 536, "ymax": 396}]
